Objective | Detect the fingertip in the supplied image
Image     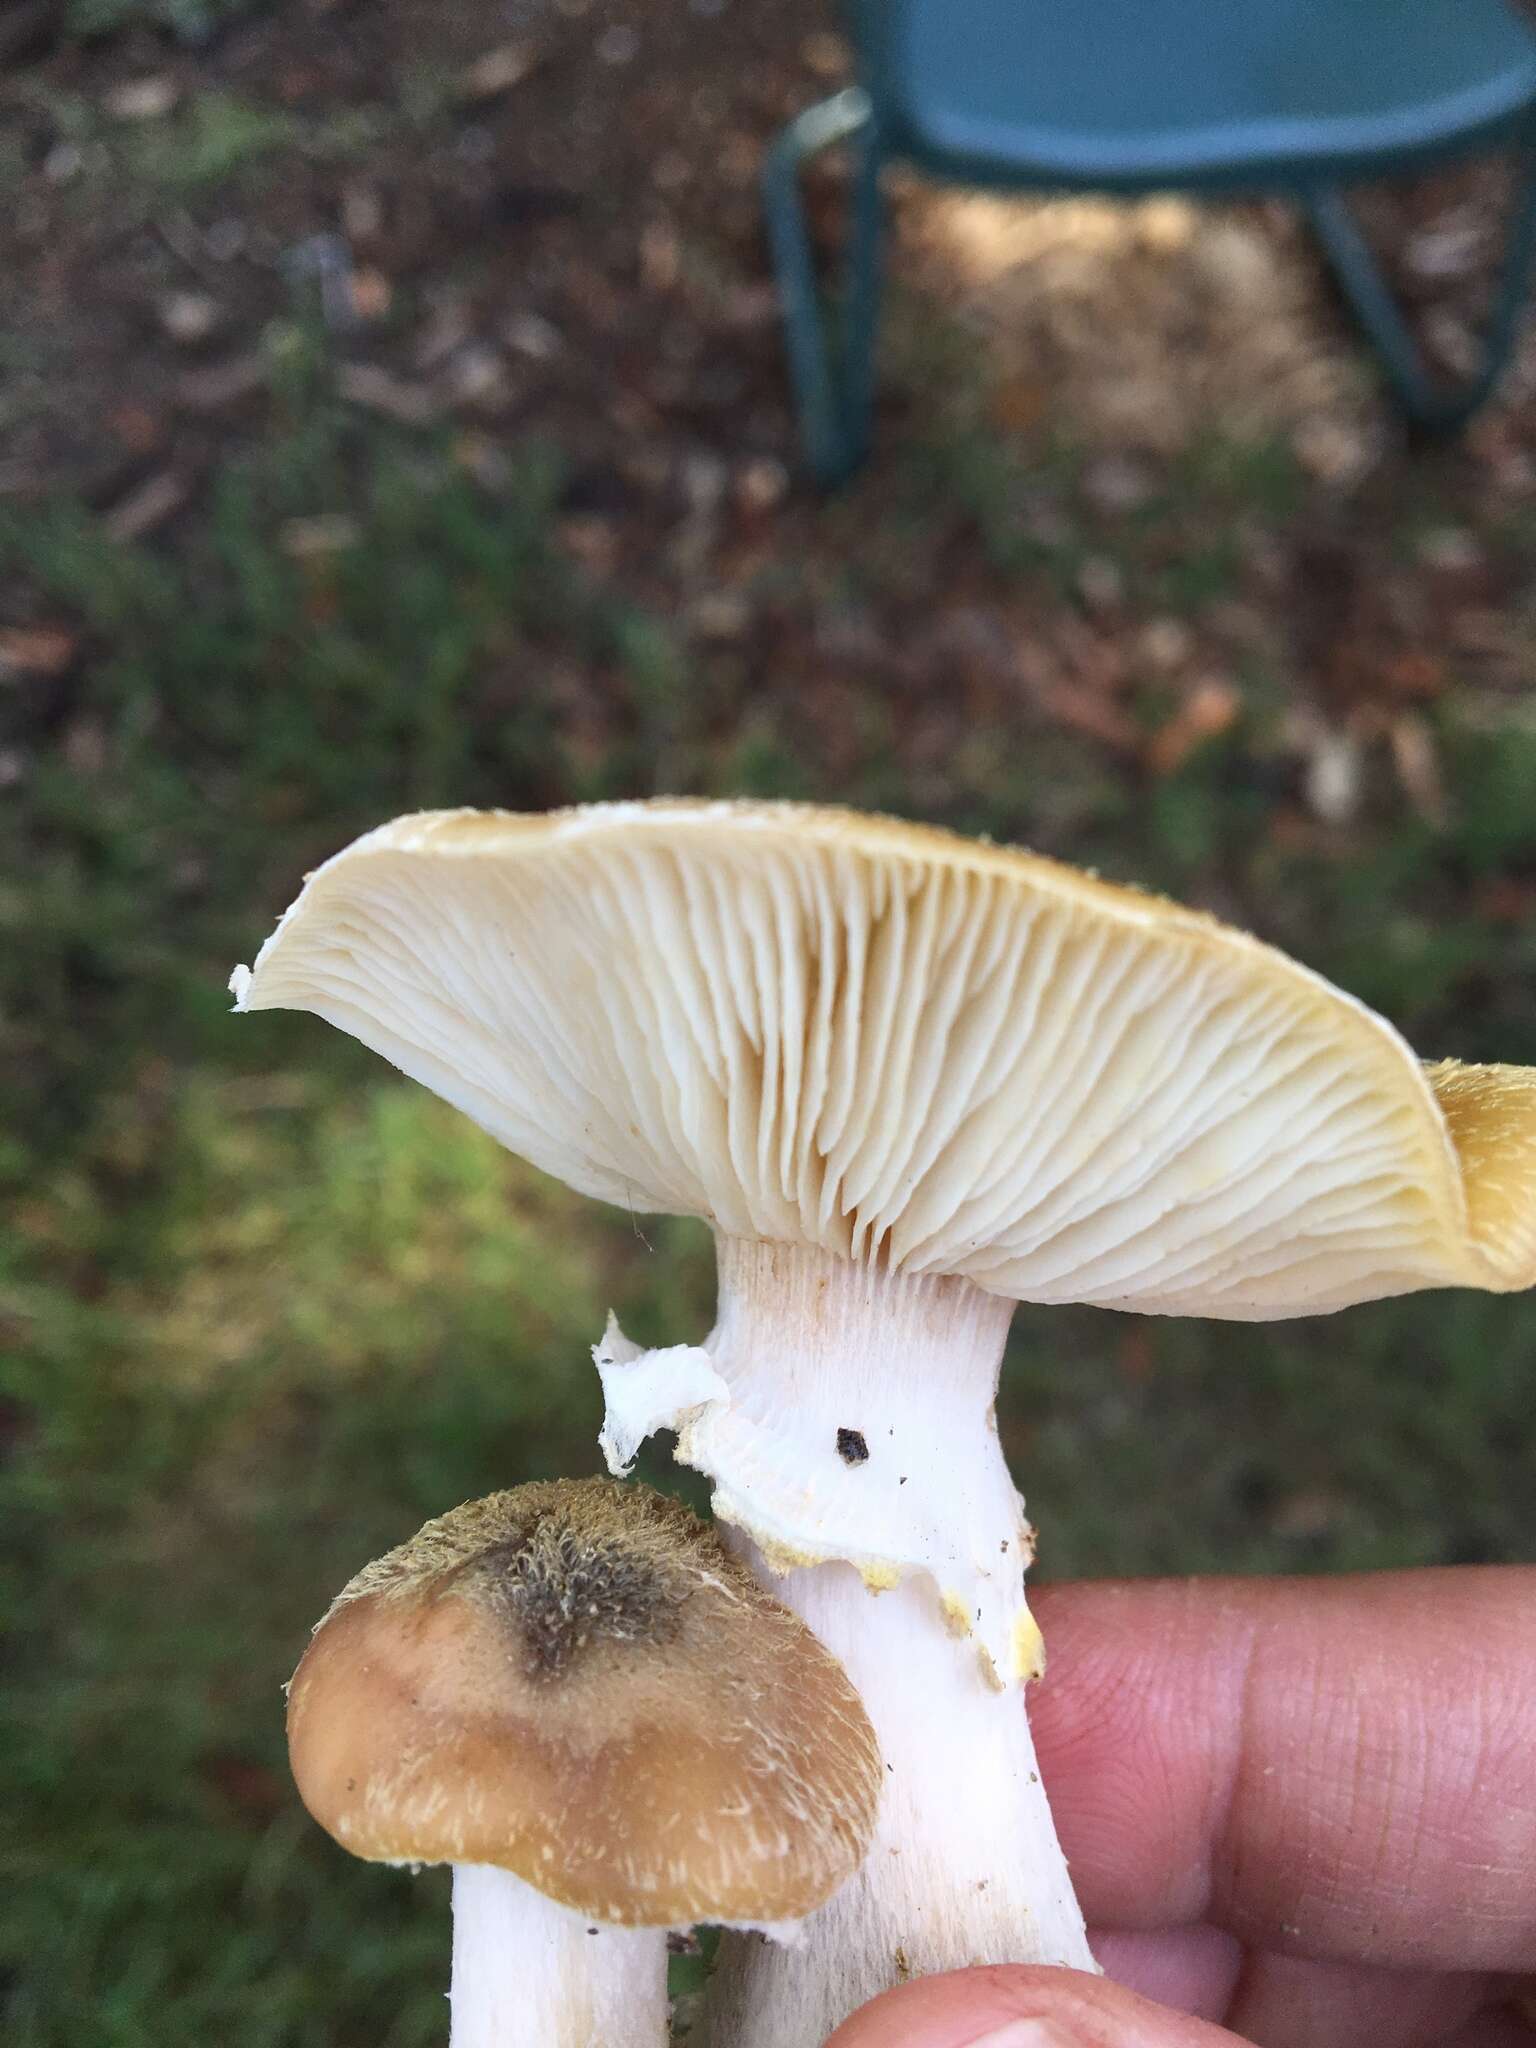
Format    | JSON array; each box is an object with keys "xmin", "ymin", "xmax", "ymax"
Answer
[
  {"xmin": 820, "ymin": 1966, "xmax": 1091, "ymax": 2048},
  {"xmin": 820, "ymin": 1964, "xmax": 1240, "ymax": 2047}
]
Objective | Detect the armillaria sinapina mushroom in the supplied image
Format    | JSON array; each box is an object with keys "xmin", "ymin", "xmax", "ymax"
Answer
[
  {"xmin": 288, "ymin": 1477, "xmax": 880, "ymax": 2047},
  {"xmin": 235, "ymin": 801, "xmax": 1536, "ymax": 2045}
]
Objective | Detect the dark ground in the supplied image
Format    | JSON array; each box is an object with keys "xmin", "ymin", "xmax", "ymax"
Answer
[{"xmin": 3, "ymin": 2, "xmax": 1535, "ymax": 2042}]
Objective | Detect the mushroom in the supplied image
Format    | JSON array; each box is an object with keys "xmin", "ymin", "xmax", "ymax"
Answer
[
  {"xmin": 236, "ymin": 801, "xmax": 1536, "ymax": 2044},
  {"xmin": 287, "ymin": 1477, "xmax": 881, "ymax": 2048}
]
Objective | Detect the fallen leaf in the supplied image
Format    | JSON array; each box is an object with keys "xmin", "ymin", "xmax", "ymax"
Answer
[
  {"xmin": 1424, "ymin": 308, "xmax": 1479, "ymax": 379},
  {"xmin": 0, "ymin": 626, "xmax": 78, "ymax": 678},
  {"xmin": 718, "ymin": 131, "xmax": 757, "ymax": 184},
  {"xmin": 109, "ymin": 403, "xmax": 163, "ymax": 452},
  {"xmin": 104, "ymin": 472, "xmax": 187, "ymax": 543},
  {"xmin": 719, "ymin": 283, "xmax": 779, "ymax": 330},
  {"xmin": 459, "ymin": 40, "xmax": 540, "ymax": 101},
  {"xmin": 158, "ymin": 291, "xmax": 220, "ymax": 346},
  {"xmin": 1145, "ymin": 676, "xmax": 1240, "ymax": 777},
  {"xmin": 1302, "ymin": 723, "xmax": 1363, "ymax": 826},
  {"xmin": 1378, "ymin": 649, "xmax": 1447, "ymax": 703},
  {"xmin": 688, "ymin": 591, "xmax": 752, "ymax": 641},
  {"xmin": 1404, "ymin": 217, "xmax": 1485, "ymax": 284},
  {"xmin": 1474, "ymin": 877, "xmax": 1536, "ymax": 924},
  {"xmin": 990, "ymin": 373, "xmax": 1047, "ymax": 435},
  {"xmin": 596, "ymin": 23, "xmax": 640, "ymax": 65},
  {"xmin": 1082, "ymin": 452, "xmax": 1157, "ymax": 516},
  {"xmin": 1414, "ymin": 527, "xmax": 1482, "ymax": 576},
  {"xmin": 178, "ymin": 354, "xmax": 267, "ymax": 411},
  {"xmin": 1450, "ymin": 608, "xmax": 1510, "ymax": 656},
  {"xmin": 337, "ymin": 363, "xmax": 438, "ymax": 426},
  {"xmin": 1039, "ymin": 683, "xmax": 1142, "ymax": 753},
  {"xmin": 1055, "ymin": 614, "xmax": 1130, "ymax": 697},
  {"xmin": 1267, "ymin": 805, "xmax": 1336, "ymax": 855},
  {"xmin": 341, "ymin": 181, "xmax": 383, "ymax": 243},
  {"xmin": 640, "ymin": 219, "xmax": 680, "ymax": 293},
  {"xmin": 504, "ymin": 311, "xmax": 561, "ymax": 360},
  {"xmin": 441, "ymin": 343, "xmax": 510, "ymax": 410},
  {"xmin": 63, "ymin": 717, "xmax": 107, "ymax": 776},
  {"xmin": 1137, "ymin": 616, "xmax": 1194, "ymax": 672},
  {"xmin": 733, "ymin": 456, "xmax": 788, "ymax": 518},
  {"xmin": 1076, "ymin": 556, "xmax": 1123, "ymax": 615},
  {"xmin": 1292, "ymin": 417, "xmax": 1376, "ymax": 486},
  {"xmin": 280, "ymin": 514, "xmax": 359, "ymax": 558},
  {"xmin": 454, "ymin": 434, "xmax": 516, "ymax": 489},
  {"xmin": 801, "ymin": 30, "xmax": 848, "ymax": 75},
  {"xmin": 348, "ymin": 267, "xmax": 393, "ymax": 321},
  {"xmin": 203, "ymin": 218, "xmax": 246, "ymax": 263},
  {"xmin": 1389, "ymin": 713, "xmax": 1449, "ymax": 829},
  {"xmin": 559, "ymin": 516, "xmax": 616, "ymax": 573},
  {"xmin": 104, "ymin": 76, "xmax": 179, "ymax": 122},
  {"xmin": 276, "ymin": 65, "xmax": 322, "ymax": 104},
  {"xmin": 413, "ymin": 302, "xmax": 473, "ymax": 372}
]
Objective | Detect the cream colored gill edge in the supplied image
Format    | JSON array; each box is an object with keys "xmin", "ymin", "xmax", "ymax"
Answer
[{"xmin": 228, "ymin": 801, "xmax": 1494, "ymax": 1295}]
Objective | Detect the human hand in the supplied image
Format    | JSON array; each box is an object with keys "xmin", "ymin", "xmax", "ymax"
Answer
[{"xmin": 826, "ymin": 1569, "xmax": 1536, "ymax": 2047}]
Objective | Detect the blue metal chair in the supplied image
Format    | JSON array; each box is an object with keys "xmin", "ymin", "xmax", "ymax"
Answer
[{"xmin": 765, "ymin": 1, "xmax": 1536, "ymax": 483}]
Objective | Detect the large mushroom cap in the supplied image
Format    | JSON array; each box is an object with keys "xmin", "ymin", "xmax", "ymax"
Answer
[
  {"xmin": 234, "ymin": 801, "xmax": 1536, "ymax": 1316},
  {"xmin": 287, "ymin": 1479, "xmax": 882, "ymax": 1926}
]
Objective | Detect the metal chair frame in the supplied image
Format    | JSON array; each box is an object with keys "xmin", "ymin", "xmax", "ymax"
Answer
[{"xmin": 765, "ymin": 52, "xmax": 1536, "ymax": 485}]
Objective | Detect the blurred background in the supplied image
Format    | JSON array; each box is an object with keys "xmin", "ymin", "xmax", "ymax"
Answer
[{"xmin": 3, "ymin": 0, "xmax": 1535, "ymax": 2041}]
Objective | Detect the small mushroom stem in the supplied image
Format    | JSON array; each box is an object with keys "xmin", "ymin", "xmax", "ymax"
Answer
[
  {"xmin": 449, "ymin": 1865, "xmax": 668, "ymax": 2048},
  {"xmin": 684, "ymin": 1240, "xmax": 1095, "ymax": 2046}
]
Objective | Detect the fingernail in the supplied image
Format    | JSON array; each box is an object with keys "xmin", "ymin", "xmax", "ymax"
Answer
[{"xmin": 964, "ymin": 2026, "xmax": 1081, "ymax": 2048}]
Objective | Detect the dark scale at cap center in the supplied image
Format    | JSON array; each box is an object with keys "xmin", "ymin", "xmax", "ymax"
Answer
[{"xmin": 478, "ymin": 1517, "xmax": 685, "ymax": 1679}]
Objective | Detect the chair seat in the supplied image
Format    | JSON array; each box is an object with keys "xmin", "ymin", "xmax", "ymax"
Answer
[{"xmin": 881, "ymin": 0, "xmax": 1536, "ymax": 190}]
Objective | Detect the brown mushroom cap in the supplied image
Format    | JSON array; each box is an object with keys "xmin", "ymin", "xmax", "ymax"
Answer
[{"xmin": 287, "ymin": 1479, "xmax": 882, "ymax": 1926}]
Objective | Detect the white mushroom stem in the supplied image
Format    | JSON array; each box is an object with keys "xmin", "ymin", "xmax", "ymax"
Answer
[
  {"xmin": 599, "ymin": 1237, "xmax": 1095, "ymax": 2046},
  {"xmin": 705, "ymin": 1569, "xmax": 1089, "ymax": 2046},
  {"xmin": 449, "ymin": 1865, "xmax": 668, "ymax": 2048}
]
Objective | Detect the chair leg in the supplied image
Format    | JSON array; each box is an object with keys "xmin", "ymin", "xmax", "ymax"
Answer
[
  {"xmin": 1306, "ymin": 149, "xmax": 1536, "ymax": 433},
  {"xmin": 763, "ymin": 87, "xmax": 885, "ymax": 486}
]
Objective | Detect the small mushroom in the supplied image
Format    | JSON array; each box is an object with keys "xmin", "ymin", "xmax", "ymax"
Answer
[
  {"xmin": 287, "ymin": 1478, "xmax": 880, "ymax": 2048},
  {"xmin": 237, "ymin": 802, "xmax": 1536, "ymax": 2043}
]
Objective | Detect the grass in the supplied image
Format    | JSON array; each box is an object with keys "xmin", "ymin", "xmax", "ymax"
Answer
[
  {"xmin": 4, "ymin": 324, "xmax": 1536, "ymax": 2044},
  {"xmin": 131, "ymin": 94, "xmax": 301, "ymax": 190},
  {"xmin": 66, "ymin": 0, "xmax": 268, "ymax": 44},
  {"xmin": 24, "ymin": 89, "xmax": 389, "ymax": 211},
  {"xmin": 3, "ymin": 1073, "xmax": 710, "ymax": 2047}
]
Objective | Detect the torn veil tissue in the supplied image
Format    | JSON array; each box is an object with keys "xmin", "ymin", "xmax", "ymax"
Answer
[{"xmin": 593, "ymin": 1313, "xmax": 729, "ymax": 1475}]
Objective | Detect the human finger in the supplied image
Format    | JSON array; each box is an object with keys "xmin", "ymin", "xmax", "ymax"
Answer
[
  {"xmin": 1090, "ymin": 1927, "xmax": 1240, "ymax": 2022},
  {"xmin": 1027, "ymin": 1568, "xmax": 1536, "ymax": 1969},
  {"xmin": 821, "ymin": 1963, "xmax": 1245, "ymax": 2048},
  {"xmin": 1221, "ymin": 1948, "xmax": 1494, "ymax": 2046}
]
